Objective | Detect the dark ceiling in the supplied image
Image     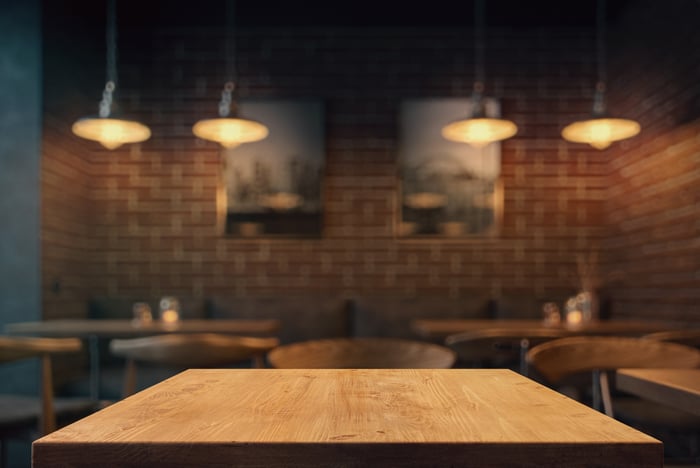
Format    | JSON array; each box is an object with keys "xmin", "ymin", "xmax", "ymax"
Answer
[{"xmin": 46, "ymin": 0, "xmax": 633, "ymax": 31}]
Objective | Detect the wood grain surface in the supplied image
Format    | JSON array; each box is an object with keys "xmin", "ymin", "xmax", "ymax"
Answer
[
  {"xmin": 617, "ymin": 368, "xmax": 700, "ymax": 416},
  {"xmin": 34, "ymin": 369, "xmax": 662, "ymax": 467}
]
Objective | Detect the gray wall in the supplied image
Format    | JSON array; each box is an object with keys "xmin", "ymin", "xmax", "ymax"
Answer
[{"xmin": 0, "ymin": 0, "xmax": 42, "ymax": 394}]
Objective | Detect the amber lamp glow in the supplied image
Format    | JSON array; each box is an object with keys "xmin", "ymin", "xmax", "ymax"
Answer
[
  {"xmin": 73, "ymin": 110, "xmax": 151, "ymax": 150},
  {"xmin": 192, "ymin": 117, "xmax": 268, "ymax": 149},
  {"xmin": 441, "ymin": 0, "xmax": 517, "ymax": 148},
  {"xmin": 561, "ymin": 111, "xmax": 640, "ymax": 150},
  {"xmin": 192, "ymin": 82, "xmax": 268, "ymax": 148},
  {"xmin": 72, "ymin": 0, "xmax": 150, "ymax": 150},
  {"xmin": 192, "ymin": 1, "xmax": 268, "ymax": 148},
  {"xmin": 561, "ymin": 0, "xmax": 640, "ymax": 149},
  {"xmin": 442, "ymin": 111, "xmax": 518, "ymax": 148}
]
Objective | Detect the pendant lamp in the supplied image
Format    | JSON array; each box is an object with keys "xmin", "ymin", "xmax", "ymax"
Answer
[
  {"xmin": 561, "ymin": 0, "xmax": 640, "ymax": 149},
  {"xmin": 192, "ymin": 0, "xmax": 268, "ymax": 148},
  {"xmin": 72, "ymin": 0, "xmax": 150, "ymax": 150},
  {"xmin": 442, "ymin": 0, "xmax": 517, "ymax": 148}
]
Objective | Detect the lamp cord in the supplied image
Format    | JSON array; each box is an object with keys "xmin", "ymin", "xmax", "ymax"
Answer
[
  {"xmin": 474, "ymin": 0, "xmax": 485, "ymax": 88},
  {"xmin": 597, "ymin": 0, "xmax": 606, "ymax": 87},
  {"xmin": 471, "ymin": 0, "xmax": 486, "ymax": 117},
  {"xmin": 219, "ymin": 0, "xmax": 237, "ymax": 118},
  {"xmin": 99, "ymin": 0, "xmax": 117, "ymax": 118},
  {"xmin": 592, "ymin": 0, "xmax": 607, "ymax": 116},
  {"xmin": 225, "ymin": 0, "xmax": 237, "ymax": 85},
  {"xmin": 106, "ymin": 0, "xmax": 117, "ymax": 86}
]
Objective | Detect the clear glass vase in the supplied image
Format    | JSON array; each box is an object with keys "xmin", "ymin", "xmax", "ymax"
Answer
[{"xmin": 576, "ymin": 291, "xmax": 598, "ymax": 323}]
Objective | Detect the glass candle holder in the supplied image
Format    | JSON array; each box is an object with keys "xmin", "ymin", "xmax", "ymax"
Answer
[
  {"xmin": 542, "ymin": 302, "xmax": 561, "ymax": 326},
  {"xmin": 576, "ymin": 291, "xmax": 595, "ymax": 322},
  {"xmin": 131, "ymin": 302, "xmax": 153, "ymax": 326},
  {"xmin": 159, "ymin": 296, "xmax": 181, "ymax": 324}
]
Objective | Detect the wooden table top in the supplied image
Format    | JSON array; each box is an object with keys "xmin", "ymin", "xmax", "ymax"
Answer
[
  {"xmin": 5, "ymin": 319, "xmax": 280, "ymax": 338},
  {"xmin": 34, "ymin": 369, "xmax": 662, "ymax": 467},
  {"xmin": 412, "ymin": 318, "xmax": 679, "ymax": 340},
  {"xmin": 617, "ymin": 368, "xmax": 700, "ymax": 417}
]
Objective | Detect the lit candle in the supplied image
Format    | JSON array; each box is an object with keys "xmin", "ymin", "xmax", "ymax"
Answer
[
  {"xmin": 159, "ymin": 296, "xmax": 181, "ymax": 327},
  {"xmin": 566, "ymin": 310, "xmax": 583, "ymax": 327},
  {"xmin": 161, "ymin": 309, "xmax": 179, "ymax": 324}
]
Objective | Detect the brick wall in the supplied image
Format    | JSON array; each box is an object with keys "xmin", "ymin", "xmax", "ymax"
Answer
[
  {"xmin": 41, "ymin": 3, "xmax": 697, "ymax": 322},
  {"xmin": 65, "ymin": 25, "xmax": 602, "ymax": 304},
  {"xmin": 41, "ymin": 3, "xmax": 99, "ymax": 321},
  {"xmin": 41, "ymin": 117, "xmax": 92, "ymax": 320},
  {"xmin": 603, "ymin": 1, "xmax": 700, "ymax": 322}
]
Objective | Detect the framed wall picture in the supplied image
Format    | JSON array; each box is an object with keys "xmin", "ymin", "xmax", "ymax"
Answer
[
  {"xmin": 398, "ymin": 98, "xmax": 503, "ymax": 238},
  {"xmin": 222, "ymin": 99, "xmax": 324, "ymax": 238}
]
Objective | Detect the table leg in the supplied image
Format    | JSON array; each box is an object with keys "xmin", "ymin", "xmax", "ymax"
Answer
[
  {"xmin": 592, "ymin": 369, "xmax": 601, "ymax": 413},
  {"xmin": 88, "ymin": 335, "xmax": 100, "ymax": 401},
  {"xmin": 519, "ymin": 338, "xmax": 530, "ymax": 376}
]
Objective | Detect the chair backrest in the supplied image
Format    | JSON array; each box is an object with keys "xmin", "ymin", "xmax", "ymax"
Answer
[
  {"xmin": 0, "ymin": 336, "xmax": 81, "ymax": 363},
  {"xmin": 267, "ymin": 337, "xmax": 456, "ymax": 369},
  {"xmin": 110, "ymin": 333, "xmax": 280, "ymax": 397},
  {"xmin": 527, "ymin": 336, "xmax": 700, "ymax": 418},
  {"xmin": 0, "ymin": 336, "xmax": 83, "ymax": 435},
  {"xmin": 526, "ymin": 336, "xmax": 700, "ymax": 384},
  {"xmin": 445, "ymin": 327, "xmax": 568, "ymax": 374},
  {"xmin": 643, "ymin": 329, "xmax": 700, "ymax": 349}
]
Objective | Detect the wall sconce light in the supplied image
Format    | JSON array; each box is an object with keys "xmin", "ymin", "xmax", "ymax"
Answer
[
  {"xmin": 72, "ymin": 0, "xmax": 151, "ymax": 149},
  {"xmin": 442, "ymin": 0, "xmax": 518, "ymax": 148},
  {"xmin": 561, "ymin": 0, "xmax": 640, "ymax": 149},
  {"xmin": 192, "ymin": 0, "xmax": 268, "ymax": 148}
]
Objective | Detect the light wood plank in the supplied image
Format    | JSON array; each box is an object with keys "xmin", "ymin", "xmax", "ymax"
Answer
[{"xmin": 34, "ymin": 369, "xmax": 661, "ymax": 467}]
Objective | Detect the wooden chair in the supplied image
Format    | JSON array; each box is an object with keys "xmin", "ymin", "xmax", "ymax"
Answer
[
  {"xmin": 0, "ymin": 336, "xmax": 98, "ymax": 466},
  {"xmin": 445, "ymin": 327, "xmax": 568, "ymax": 374},
  {"xmin": 526, "ymin": 336, "xmax": 700, "ymax": 461},
  {"xmin": 643, "ymin": 329, "xmax": 700, "ymax": 349},
  {"xmin": 267, "ymin": 337, "xmax": 456, "ymax": 369},
  {"xmin": 526, "ymin": 336, "xmax": 700, "ymax": 415},
  {"xmin": 109, "ymin": 333, "xmax": 280, "ymax": 397}
]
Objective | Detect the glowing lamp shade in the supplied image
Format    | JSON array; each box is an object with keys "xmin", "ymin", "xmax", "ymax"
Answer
[
  {"xmin": 441, "ymin": 0, "xmax": 517, "ymax": 149},
  {"xmin": 442, "ymin": 117, "xmax": 518, "ymax": 148},
  {"xmin": 562, "ymin": 1, "xmax": 641, "ymax": 149},
  {"xmin": 561, "ymin": 117, "xmax": 640, "ymax": 150},
  {"xmin": 73, "ymin": 1, "xmax": 150, "ymax": 151},
  {"xmin": 72, "ymin": 117, "xmax": 151, "ymax": 150},
  {"xmin": 192, "ymin": 117, "xmax": 268, "ymax": 148}
]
